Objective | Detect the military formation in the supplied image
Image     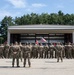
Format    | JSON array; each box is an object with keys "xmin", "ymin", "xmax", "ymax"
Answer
[{"xmin": 0, "ymin": 41, "xmax": 74, "ymax": 67}]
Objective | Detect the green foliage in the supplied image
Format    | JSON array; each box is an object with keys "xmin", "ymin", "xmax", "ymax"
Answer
[{"xmin": 0, "ymin": 16, "xmax": 15, "ymax": 43}]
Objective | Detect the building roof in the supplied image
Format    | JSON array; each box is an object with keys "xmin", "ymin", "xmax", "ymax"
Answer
[
  {"xmin": 8, "ymin": 25, "xmax": 74, "ymax": 33},
  {"xmin": 8, "ymin": 24, "xmax": 74, "ymax": 30}
]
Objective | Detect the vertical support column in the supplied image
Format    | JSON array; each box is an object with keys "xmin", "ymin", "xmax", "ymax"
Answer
[
  {"xmin": 73, "ymin": 32, "xmax": 74, "ymax": 43},
  {"xmin": 7, "ymin": 31, "xmax": 10, "ymax": 44}
]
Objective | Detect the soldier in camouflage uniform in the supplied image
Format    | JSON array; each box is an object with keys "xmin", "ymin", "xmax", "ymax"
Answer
[
  {"xmin": 9, "ymin": 43, "xmax": 14, "ymax": 58},
  {"xmin": 67, "ymin": 42, "xmax": 72, "ymax": 59},
  {"xmin": 55, "ymin": 42, "xmax": 63, "ymax": 62},
  {"xmin": 0, "ymin": 44, "xmax": 4, "ymax": 58},
  {"xmin": 23, "ymin": 43, "xmax": 31, "ymax": 67},
  {"xmin": 29, "ymin": 43, "xmax": 33, "ymax": 58},
  {"xmin": 38, "ymin": 43, "xmax": 44, "ymax": 58},
  {"xmin": 4, "ymin": 43, "xmax": 10, "ymax": 58},
  {"xmin": 19, "ymin": 42, "xmax": 23, "ymax": 62},
  {"xmin": 49, "ymin": 43, "xmax": 55, "ymax": 58},
  {"xmin": 64, "ymin": 43, "xmax": 68, "ymax": 58},
  {"xmin": 12, "ymin": 42, "xmax": 20, "ymax": 67},
  {"xmin": 44, "ymin": 43, "xmax": 49, "ymax": 58},
  {"xmin": 72, "ymin": 43, "xmax": 74, "ymax": 58},
  {"xmin": 61, "ymin": 43, "xmax": 65, "ymax": 58},
  {"xmin": 32, "ymin": 43, "xmax": 38, "ymax": 58}
]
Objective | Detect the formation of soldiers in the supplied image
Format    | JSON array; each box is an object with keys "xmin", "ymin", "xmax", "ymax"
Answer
[{"xmin": 0, "ymin": 41, "xmax": 74, "ymax": 67}]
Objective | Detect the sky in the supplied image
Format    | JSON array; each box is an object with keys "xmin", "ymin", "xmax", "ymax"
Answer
[{"xmin": 0, "ymin": 0, "xmax": 74, "ymax": 21}]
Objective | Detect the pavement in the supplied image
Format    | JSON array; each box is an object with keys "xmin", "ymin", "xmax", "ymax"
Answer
[{"xmin": 0, "ymin": 58, "xmax": 74, "ymax": 75}]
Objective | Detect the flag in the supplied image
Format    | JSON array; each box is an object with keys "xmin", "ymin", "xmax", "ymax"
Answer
[
  {"xmin": 40, "ymin": 37, "xmax": 47, "ymax": 43},
  {"xmin": 35, "ymin": 40, "xmax": 39, "ymax": 45}
]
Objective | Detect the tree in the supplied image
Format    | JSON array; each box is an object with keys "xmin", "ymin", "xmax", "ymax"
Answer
[{"xmin": 1, "ymin": 16, "xmax": 15, "ymax": 43}]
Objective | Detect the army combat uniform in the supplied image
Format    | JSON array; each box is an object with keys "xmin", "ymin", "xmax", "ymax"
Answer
[
  {"xmin": 32, "ymin": 44, "xmax": 38, "ymax": 58},
  {"xmin": 0, "ymin": 44, "xmax": 4, "ymax": 58},
  {"xmin": 38, "ymin": 44, "xmax": 44, "ymax": 58},
  {"xmin": 49, "ymin": 44, "xmax": 55, "ymax": 58},
  {"xmin": 12, "ymin": 43, "xmax": 20, "ymax": 67},
  {"xmin": 23, "ymin": 44, "xmax": 31, "ymax": 67},
  {"xmin": 55, "ymin": 43, "xmax": 63, "ymax": 62},
  {"xmin": 44, "ymin": 44, "xmax": 49, "ymax": 58},
  {"xmin": 4, "ymin": 44, "xmax": 10, "ymax": 58}
]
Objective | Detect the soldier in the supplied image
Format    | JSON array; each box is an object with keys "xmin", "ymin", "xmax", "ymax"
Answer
[
  {"xmin": 4, "ymin": 43, "xmax": 10, "ymax": 58},
  {"xmin": 67, "ymin": 42, "xmax": 72, "ymax": 59},
  {"xmin": 49, "ymin": 43, "xmax": 55, "ymax": 58},
  {"xmin": 23, "ymin": 43, "xmax": 31, "ymax": 67},
  {"xmin": 12, "ymin": 42, "xmax": 20, "ymax": 67},
  {"xmin": 61, "ymin": 43, "xmax": 65, "ymax": 58},
  {"xmin": 9, "ymin": 43, "xmax": 14, "ymax": 58},
  {"xmin": 0, "ymin": 44, "xmax": 4, "ymax": 58},
  {"xmin": 64, "ymin": 43, "xmax": 68, "ymax": 58},
  {"xmin": 72, "ymin": 43, "xmax": 74, "ymax": 58},
  {"xmin": 28, "ymin": 43, "xmax": 33, "ymax": 58},
  {"xmin": 44, "ymin": 43, "xmax": 49, "ymax": 58},
  {"xmin": 19, "ymin": 42, "xmax": 23, "ymax": 62},
  {"xmin": 32, "ymin": 43, "xmax": 38, "ymax": 58},
  {"xmin": 38, "ymin": 43, "xmax": 44, "ymax": 58},
  {"xmin": 55, "ymin": 42, "xmax": 63, "ymax": 62}
]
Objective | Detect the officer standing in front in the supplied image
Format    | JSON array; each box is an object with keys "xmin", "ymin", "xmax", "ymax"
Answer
[
  {"xmin": 12, "ymin": 42, "xmax": 20, "ymax": 67},
  {"xmin": 23, "ymin": 42, "xmax": 31, "ymax": 67}
]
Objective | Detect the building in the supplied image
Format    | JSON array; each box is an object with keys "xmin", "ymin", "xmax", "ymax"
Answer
[{"xmin": 7, "ymin": 25, "xmax": 74, "ymax": 44}]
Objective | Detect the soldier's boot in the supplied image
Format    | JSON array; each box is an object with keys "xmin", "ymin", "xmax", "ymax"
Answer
[
  {"xmin": 61, "ymin": 58, "xmax": 63, "ymax": 62},
  {"xmin": 29, "ymin": 65, "xmax": 31, "ymax": 67},
  {"xmin": 23, "ymin": 65, "xmax": 25, "ymax": 67}
]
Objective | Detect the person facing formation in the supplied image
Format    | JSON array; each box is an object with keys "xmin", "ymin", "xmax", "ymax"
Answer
[
  {"xmin": 22, "ymin": 42, "xmax": 31, "ymax": 67},
  {"xmin": 12, "ymin": 42, "xmax": 20, "ymax": 67}
]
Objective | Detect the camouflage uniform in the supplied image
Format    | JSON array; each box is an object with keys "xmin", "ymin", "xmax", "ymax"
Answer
[
  {"xmin": 44, "ymin": 44, "xmax": 49, "ymax": 58},
  {"xmin": 72, "ymin": 43, "xmax": 74, "ymax": 58},
  {"xmin": 49, "ymin": 44, "xmax": 55, "ymax": 58},
  {"xmin": 4, "ymin": 44, "xmax": 10, "ymax": 58},
  {"xmin": 23, "ymin": 44, "xmax": 31, "ymax": 67},
  {"xmin": 65, "ymin": 43, "xmax": 68, "ymax": 58},
  {"xmin": 32, "ymin": 44, "xmax": 38, "ymax": 58},
  {"xmin": 19, "ymin": 42, "xmax": 23, "ymax": 62},
  {"xmin": 12, "ymin": 42, "xmax": 20, "ymax": 67},
  {"xmin": 0, "ymin": 44, "xmax": 4, "ymax": 58},
  {"xmin": 29, "ymin": 43, "xmax": 33, "ymax": 58},
  {"xmin": 67, "ymin": 43, "xmax": 72, "ymax": 59},
  {"xmin": 9, "ymin": 43, "xmax": 14, "ymax": 58},
  {"xmin": 38, "ymin": 43, "xmax": 43, "ymax": 58},
  {"xmin": 55, "ymin": 43, "xmax": 63, "ymax": 62}
]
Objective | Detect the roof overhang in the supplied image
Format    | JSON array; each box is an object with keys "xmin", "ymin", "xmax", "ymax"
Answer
[{"xmin": 8, "ymin": 25, "xmax": 74, "ymax": 34}]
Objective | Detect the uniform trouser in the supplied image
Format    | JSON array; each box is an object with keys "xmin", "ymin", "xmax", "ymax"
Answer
[
  {"xmin": 67, "ymin": 51, "xmax": 72, "ymax": 59},
  {"xmin": 39, "ymin": 51, "xmax": 43, "ymax": 58},
  {"xmin": 0, "ymin": 52, "xmax": 3, "ymax": 58},
  {"xmin": 12, "ymin": 55, "xmax": 19, "ymax": 67},
  {"xmin": 23, "ymin": 53, "xmax": 31, "ymax": 67},
  {"xmin": 72, "ymin": 50, "xmax": 74, "ymax": 58},
  {"xmin": 50, "ymin": 51, "xmax": 53, "ymax": 58},
  {"xmin": 44, "ymin": 51, "xmax": 48, "ymax": 58},
  {"xmin": 33, "ymin": 50, "xmax": 38, "ymax": 58},
  {"xmin": 57, "ymin": 52, "xmax": 63, "ymax": 62}
]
